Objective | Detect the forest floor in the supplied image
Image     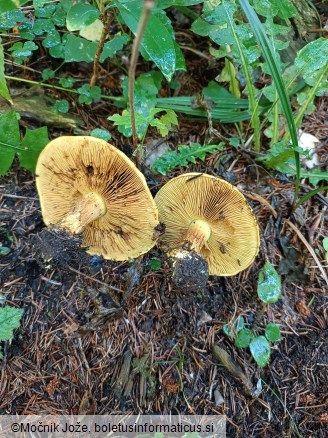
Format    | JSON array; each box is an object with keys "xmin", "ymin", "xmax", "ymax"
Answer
[{"xmin": 0, "ymin": 18, "xmax": 328, "ymax": 438}]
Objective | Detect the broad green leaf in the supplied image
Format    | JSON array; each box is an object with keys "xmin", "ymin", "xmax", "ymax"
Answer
[
  {"xmin": 79, "ymin": 19, "xmax": 103, "ymax": 41},
  {"xmin": 295, "ymin": 38, "xmax": 328, "ymax": 79},
  {"xmin": 114, "ymin": 1, "xmax": 176, "ymax": 81},
  {"xmin": 0, "ymin": 306, "xmax": 23, "ymax": 342},
  {"xmin": 19, "ymin": 127, "xmax": 49, "ymax": 172},
  {"xmin": 252, "ymin": 0, "xmax": 296, "ymax": 20},
  {"xmin": 90, "ymin": 128, "xmax": 111, "ymax": 141},
  {"xmin": 0, "ymin": 0, "xmax": 29, "ymax": 13},
  {"xmin": 258, "ymin": 262, "xmax": 281, "ymax": 304},
  {"xmin": 64, "ymin": 34, "xmax": 129, "ymax": 63},
  {"xmin": 66, "ymin": 3, "xmax": 100, "ymax": 31},
  {"xmin": 152, "ymin": 142, "xmax": 224, "ymax": 175},
  {"xmin": 0, "ymin": 39, "xmax": 12, "ymax": 103},
  {"xmin": 0, "ymin": 110, "xmax": 21, "ymax": 176},
  {"xmin": 64, "ymin": 34, "xmax": 96, "ymax": 62},
  {"xmin": 99, "ymin": 34, "xmax": 130, "ymax": 62},
  {"xmin": 235, "ymin": 328, "xmax": 254, "ymax": 348},
  {"xmin": 265, "ymin": 323, "xmax": 281, "ymax": 342},
  {"xmin": 250, "ymin": 336, "xmax": 271, "ymax": 368}
]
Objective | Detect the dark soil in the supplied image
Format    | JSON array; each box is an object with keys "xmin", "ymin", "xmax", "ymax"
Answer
[
  {"xmin": 1, "ymin": 4, "xmax": 328, "ymax": 436},
  {"xmin": 1, "ymin": 137, "xmax": 327, "ymax": 437}
]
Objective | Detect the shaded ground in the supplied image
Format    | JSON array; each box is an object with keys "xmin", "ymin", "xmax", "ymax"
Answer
[
  {"xmin": 0, "ymin": 4, "xmax": 328, "ymax": 435},
  {"xmin": 0, "ymin": 129, "xmax": 327, "ymax": 436}
]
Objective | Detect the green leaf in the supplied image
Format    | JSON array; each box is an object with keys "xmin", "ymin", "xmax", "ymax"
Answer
[
  {"xmin": 300, "ymin": 169, "xmax": 328, "ymax": 186},
  {"xmin": 66, "ymin": 3, "xmax": 100, "ymax": 31},
  {"xmin": 42, "ymin": 28, "xmax": 61, "ymax": 48},
  {"xmin": 250, "ymin": 336, "xmax": 271, "ymax": 368},
  {"xmin": 323, "ymin": 238, "xmax": 328, "ymax": 252},
  {"xmin": 151, "ymin": 142, "xmax": 224, "ymax": 175},
  {"xmin": 99, "ymin": 34, "xmax": 130, "ymax": 62},
  {"xmin": 0, "ymin": 0, "xmax": 29, "ymax": 13},
  {"xmin": 258, "ymin": 262, "xmax": 281, "ymax": 304},
  {"xmin": 108, "ymin": 109, "xmax": 147, "ymax": 138},
  {"xmin": 54, "ymin": 99, "xmax": 69, "ymax": 113},
  {"xmin": 18, "ymin": 127, "xmax": 49, "ymax": 172},
  {"xmin": 64, "ymin": 34, "xmax": 96, "ymax": 62},
  {"xmin": 149, "ymin": 259, "xmax": 161, "ymax": 271},
  {"xmin": 149, "ymin": 108, "xmax": 178, "ymax": 136},
  {"xmin": 114, "ymin": 0, "xmax": 176, "ymax": 81},
  {"xmin": 90, "ymin": 128, "xmax": 111, "ymax": 141},
  {"xmin": 0, "ymin": 110, "xmax": 21, "ymax": 176},
  {"xmin": 59, "ymin": 76, "xmax": 75, "ymax": 88},
  {"xmin": 252, "ymin": 0, "xmax": 296, "ymax": 20},
  {"xmin": 239, "ymin": 0, "xmax": 301, "ymax": 201},
  {"xmin": 34, "ymin": 0, "xmax": 47, "ymax": 7},
  {"xmin": 265, "ymin": 323, "xmax": 281, "ymax": 342},
  {"xmin": 0, "ymin": 246, "xmax": 10, "ymax": 256},
  {"xmin": 259, "ymin": 141, "xmax": 295, "ymax": 173},
  {"xmin": 77, "ymin": 84, "xmax": 101, "ymax": 104},
  {"xmin": 41, "ymin": 68, "xmax": 55, "ymax": 80},
  {"xmin": 323, "ymin": 237, "xmax": 328, "ymax": 263},
  {"xmin": 295, "ymin": 38, "xmax": 328, "ymax": 86},
  {"xmin": 0, "ymin": 306, "xmax": 23, "ymax": 342},
  {"xmin": 235, "ymin": 328, "xmax": 254, "ymax": 348},
  {"xmin": 223, "ymin": 316, "xmax": 245, "ymax": 338},
  {"xmin": 0, "ymin": 39, "xmax": 12, "ymax": 103}
]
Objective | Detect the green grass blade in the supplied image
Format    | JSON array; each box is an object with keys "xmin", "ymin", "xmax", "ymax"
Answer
[{"xmin": 238, "ymin": 0, "xmax": 301, "ymax": 208}]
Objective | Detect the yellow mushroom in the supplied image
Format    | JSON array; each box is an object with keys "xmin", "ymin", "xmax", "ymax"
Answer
[
  {"xmin": 36, "ymin": 136, "xmax": 159, "ymax": 261},
  {"xmin": 155, "ymin": 173, "xmax": 260, "ymax": 287}
]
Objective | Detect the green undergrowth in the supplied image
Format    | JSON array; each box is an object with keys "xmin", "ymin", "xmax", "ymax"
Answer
[{"xmin": 0, "ymin": 0, "xmax": 327, "ymax": 205}]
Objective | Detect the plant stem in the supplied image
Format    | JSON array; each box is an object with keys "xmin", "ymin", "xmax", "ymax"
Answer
[
  {"xmin": 90, "ymin": 10, "xmax": 111, "ymax": 87},
  {"xmin": 4, "ymin": 75, "xmax": 125, "ymax": 103},
  {"xmin": 128, "ymin": 0, "xmax": 154, "ymax": 168},
  {"xmin": 224, "ymin": 5, "xmax": 261, "ymax": 151}
]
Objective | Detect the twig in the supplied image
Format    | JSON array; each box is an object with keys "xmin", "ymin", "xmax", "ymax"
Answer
[
  {"xmin": 283, "ymin": 219, "xmax": 328, "ymax": 286},
  {"xmin": 67, "ymin": 265, "xmax": 123, "ymax": 306},
  {"xmin": 90, "ymin": 11, "xmax": 111, "ymax": 87},
  {"xmin": 128, "ymin": 0, "xmax": 154, "ymax": 168},
  {"xmin": 0, "ymin": 193, "xmax": 38, "ymax": 201}
]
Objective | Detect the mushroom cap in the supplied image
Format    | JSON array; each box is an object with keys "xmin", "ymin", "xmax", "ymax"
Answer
[
  {"xmin": 154, "ymin": 173, "xmax": 260, "ymax": 276},
  {"xmin": 36, "ymin": 136, "xmax": 159, "ymax": 261}
]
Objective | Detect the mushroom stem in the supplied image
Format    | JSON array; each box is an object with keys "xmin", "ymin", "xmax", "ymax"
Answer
[
  {"xmin": 58, "ymin": 192, "xmax": 107, "ymax": 234},
  {"xmin": 181, "ymin": 219, "xmax": 211, "ymax": 253}
]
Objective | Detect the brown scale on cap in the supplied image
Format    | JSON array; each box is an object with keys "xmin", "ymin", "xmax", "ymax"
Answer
[
  {"xmin": 155, "ymin": 173, "xmax": 260, "ymax": 281},
  {"xmin": 36, "ymin": 136, "xmax": 159, "ymax": 261}
]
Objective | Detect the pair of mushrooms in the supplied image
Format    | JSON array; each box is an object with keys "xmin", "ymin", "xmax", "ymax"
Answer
[{"xmin": 36, "ymin": 136, "xmax": 259, "ymax": 284}]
